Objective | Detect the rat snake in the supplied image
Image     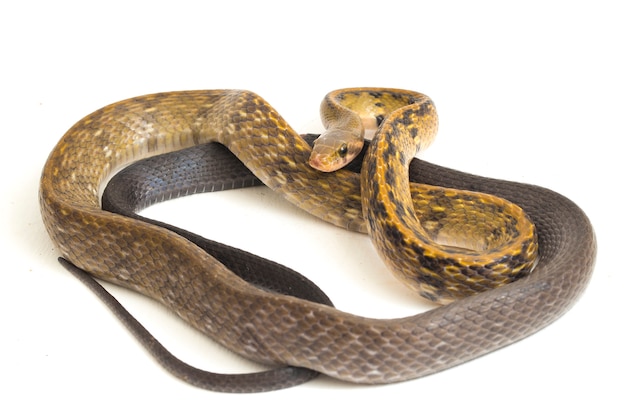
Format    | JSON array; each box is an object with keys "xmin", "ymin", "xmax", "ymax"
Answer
[{"xmin": 39, "ymin": 89, "xmax": 595, "ymax": 391}]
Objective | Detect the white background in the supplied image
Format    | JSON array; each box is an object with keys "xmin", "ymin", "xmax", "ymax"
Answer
[{"xmin": 2, "ymin": 1, "xmax": 623, "ymax": 415}]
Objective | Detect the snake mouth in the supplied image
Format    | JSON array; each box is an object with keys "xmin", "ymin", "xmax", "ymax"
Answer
[{"xmin": 308, "ymin": 154, "xmax": 335, "ymax": 172}]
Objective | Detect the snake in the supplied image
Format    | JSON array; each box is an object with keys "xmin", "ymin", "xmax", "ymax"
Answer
[{"xmin": 39, "ymin": 89, "xmax": 596, "ymax": 390}]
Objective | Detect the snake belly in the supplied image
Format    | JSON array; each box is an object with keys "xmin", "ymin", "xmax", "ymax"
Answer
[{"xmin": 39, "ymin": 90, "xmax": 596, "ymax": 384}]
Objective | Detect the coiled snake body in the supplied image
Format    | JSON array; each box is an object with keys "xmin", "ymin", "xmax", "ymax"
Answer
[{"xmin": 39, "ymin": 89, "xmax": 596, "ymax": 389}]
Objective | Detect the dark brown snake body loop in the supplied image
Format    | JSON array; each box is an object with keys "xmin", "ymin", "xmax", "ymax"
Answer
[{"xmin": 39, "ymin": 90, "xmax": 596, "ymax": 391}]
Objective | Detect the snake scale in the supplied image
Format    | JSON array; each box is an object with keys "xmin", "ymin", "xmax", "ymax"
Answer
[{"xmin": 39, "ymin": 89, "xmax": 596, "ymax": 391}]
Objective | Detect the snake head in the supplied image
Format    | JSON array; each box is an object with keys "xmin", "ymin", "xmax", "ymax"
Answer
[{"xmin": 309, "ymin": 129, "xmax": 364, "ymax": 172}]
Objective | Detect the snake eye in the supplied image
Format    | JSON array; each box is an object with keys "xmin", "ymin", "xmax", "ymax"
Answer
[{"xmin": 338, "ymin": 143, "xmax": 348, "ymax": 158}]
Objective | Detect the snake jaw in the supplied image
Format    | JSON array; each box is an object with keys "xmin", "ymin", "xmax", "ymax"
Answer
[{"xmin": 308, "ymin": 153, "xmax": 334, "ymax": 172}]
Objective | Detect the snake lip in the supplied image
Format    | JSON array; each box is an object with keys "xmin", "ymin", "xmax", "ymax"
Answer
[{"xmin": 308, "ymin": 154, "xmax": 334, "ymax": 172}]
